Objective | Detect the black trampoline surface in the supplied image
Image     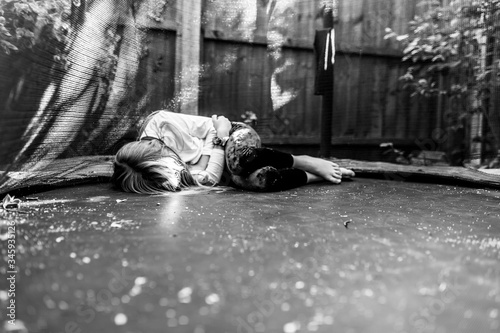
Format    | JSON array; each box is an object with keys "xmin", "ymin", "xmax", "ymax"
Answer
[{"xmin": 1, "ymin": 178, "xmax": 499, "ymax": 333}]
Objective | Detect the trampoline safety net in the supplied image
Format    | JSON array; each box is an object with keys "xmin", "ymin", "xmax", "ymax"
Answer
[{"xmin": 0, "ymin": 0, "xmax": 499, "ymax": 194}]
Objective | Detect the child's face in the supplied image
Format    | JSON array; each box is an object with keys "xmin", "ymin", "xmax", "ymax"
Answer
[{"xmin": 159, "ymin": 156, "xmax": 186, "ymax": 190}]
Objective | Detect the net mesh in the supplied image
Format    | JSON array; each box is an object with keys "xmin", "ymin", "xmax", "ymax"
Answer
[{"xmin": 0, "ymin": 0, "xmax": 499, "ymax": 193}]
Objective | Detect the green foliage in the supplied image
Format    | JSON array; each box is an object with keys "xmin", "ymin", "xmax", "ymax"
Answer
[
  {"xmin": 385, "ymin": 0, "xmax": 500, "ymax": 100},
  {"xmin": 0, "ymin": 0, "xmax": 71, "ymax": 55}
]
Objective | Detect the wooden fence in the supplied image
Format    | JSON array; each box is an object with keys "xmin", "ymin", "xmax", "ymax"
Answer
[
  {"xmin": 196, "ymin": 0, "xmax": 432, "ymax": 155},
  {"xmin": 137, "ymin": 0, "xmax": 429, "ymax": 144}
]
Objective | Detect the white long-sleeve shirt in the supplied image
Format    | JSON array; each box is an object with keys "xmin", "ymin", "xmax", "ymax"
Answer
[{"xmin": 140, "ymin": 111, "xmax": 217, "ymax": 164}]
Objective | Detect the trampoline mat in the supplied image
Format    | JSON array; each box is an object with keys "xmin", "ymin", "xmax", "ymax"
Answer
[{"xmin": 2, "ymin": 178, "xmax": 500, "ymax": 333}]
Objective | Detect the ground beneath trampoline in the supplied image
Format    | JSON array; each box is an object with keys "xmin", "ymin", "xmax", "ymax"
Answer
[{"xmin": 1, "ymin": 178, "xmax": 499, "ymax": 333}]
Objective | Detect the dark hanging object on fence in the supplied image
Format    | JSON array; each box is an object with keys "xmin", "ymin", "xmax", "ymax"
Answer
[
  {"xmin": 313, "ymin": 29, "xmax": 335, "ymax": 96},
  {"xmin": 314, "ymin": 28, "xmax": 335, "ymax": 157}
]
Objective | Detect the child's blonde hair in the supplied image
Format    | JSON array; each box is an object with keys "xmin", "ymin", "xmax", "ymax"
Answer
[{"xmin": 111, "ymin": 139, "xmax": 198, "ymax": 194}]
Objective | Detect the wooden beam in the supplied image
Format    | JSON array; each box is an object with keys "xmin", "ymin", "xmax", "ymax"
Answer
[
  {"xmin": 333, "ymin": 158, "xmax": 500, "ymax": 189},
  {"xmin": 3, "ymin": 156, "xmax": 500, "ymax": 196},
  {"xmin": 203, "ymin": 32, "xmax": 405, "ymax": 58},
  {"xmin": 174, "ymin": 0, "xmax": 202, "ymax": 115}
]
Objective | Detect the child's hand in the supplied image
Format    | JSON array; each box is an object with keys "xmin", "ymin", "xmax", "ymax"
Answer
[
  {"xmin": 212, "ymin": 115, "xmax": 231, "ymax": 137},
  {"xmin": 196, "ymin": 171, "xmax": 209, "ymax": 184}
]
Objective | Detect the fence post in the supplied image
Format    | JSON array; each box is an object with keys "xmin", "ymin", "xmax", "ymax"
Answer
[{"xmin": 175, "ymin": 0, "xmax": 202, "ymax": 115}]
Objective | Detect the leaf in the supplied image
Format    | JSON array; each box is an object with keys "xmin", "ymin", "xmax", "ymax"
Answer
[
  {"xmin": 28, "ymin": 2, "xmax": 41, "ymax": 14},
  {"xmin": 110, "ymin": 222, "xmax": 123, "ymax": 228},
  {"xmin": 0, "ymin": 24, "xmax": 11, "ymax": 37},
  {"xmin": 432, "ymin": 54, "xmax": 445, "ymax": 62},
  {"xmin": 402, "ymin": 54, "xmax": 412, "ymax": 62},
  {"xmin": 24, "ymin": 30, "xmax": 35, "ymax": 38},
  {"xmin": 384, "ymin": 32, "xmax": 397, "ymax": 40},
  {"xmin": 402, "ymin": 45, "xmax": 415, "ymax": 56},
  {"xmin": 2, "ymin": 194, "xmax": 21, "ymax": 210},
  {"xmin": 411, "ymin": 47, "xmax": 422, "ymax": 55},
  {"xmin": 16, "ymin": 27, "xmax": 25, "ymax": 38},
  {"xmin": 423, "ymin": 45, "xmax": 433, "ymax": 53},
  {"xmin": 0, "ymin": 40, "xmax": 18, "ymax": 53}
]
